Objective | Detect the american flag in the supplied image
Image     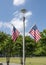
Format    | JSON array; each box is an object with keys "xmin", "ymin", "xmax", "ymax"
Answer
[
  {"xmin": 12, "ymin": 26, "xmax": 20, "ymax": 41},
  {"xmin": 29, "ymin": 24, "xmax": 41, "ymax": 42}
]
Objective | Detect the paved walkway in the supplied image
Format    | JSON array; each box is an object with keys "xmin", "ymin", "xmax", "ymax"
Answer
[{"xmin": 0, "ymin": 63, "xmax": 21, "ymax": 65}]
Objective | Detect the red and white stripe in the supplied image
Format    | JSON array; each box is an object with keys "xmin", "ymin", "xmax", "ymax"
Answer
[
  {"xmin": 29, "ymin": 28, "xmax": 41, "ymax": 42},
  {"xmin": 12, "ymin": 29, "xmax": 20, "ymax": 41}
]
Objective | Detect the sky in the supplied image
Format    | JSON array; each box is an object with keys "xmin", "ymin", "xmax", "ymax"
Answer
[{"xmin": 0, "ymin": 0, "xmax": 46, "ymax": 36}]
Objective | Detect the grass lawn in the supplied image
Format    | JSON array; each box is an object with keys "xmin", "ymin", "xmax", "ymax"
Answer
[
  {"xmin": 0, "ymin": 57, "xmax": 46, "ymax": 65},
  {"xmin": 26, "ymin": 57, "xmax": 46, "ymax": 65}
]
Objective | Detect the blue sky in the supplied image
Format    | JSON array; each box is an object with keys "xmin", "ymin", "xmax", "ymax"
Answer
[{"xmin": 0, "ymin": 0, "xmax": 46, "ymax": 35}]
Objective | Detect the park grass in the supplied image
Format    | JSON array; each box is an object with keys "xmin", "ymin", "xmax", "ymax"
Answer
[
  {"xmin": 0, "ymin": 57, "xmax": 46, "ymax": 65},
  {"xmin": 0, "ymin": 57, "xmax": 6, "ymax": 63},
  {"xmin": 26, "ymin": 57, "xmax": 46, "ymax": 65}
]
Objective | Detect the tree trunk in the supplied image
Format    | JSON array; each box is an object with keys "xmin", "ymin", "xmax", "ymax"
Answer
[
  {"xmin": 21, "ymin": 57, "xmax": 23, "ymax": 65},
  {"xmin": 6, "ymin": 57, "xmax": 10, "ymax": 65}
]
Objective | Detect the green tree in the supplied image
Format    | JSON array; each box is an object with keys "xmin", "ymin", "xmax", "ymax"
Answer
[{"xmin": 25, "ymin": 36, "xmax": 36, "ymax": 57}]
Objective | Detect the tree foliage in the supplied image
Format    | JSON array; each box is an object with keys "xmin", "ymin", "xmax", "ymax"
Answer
[{"xmin": 0, "ymin": 29, "xmax": 46, "ymax": 57}]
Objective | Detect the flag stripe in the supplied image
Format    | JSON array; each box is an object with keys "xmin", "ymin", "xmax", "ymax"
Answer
[
  {"xmin": 29, "ymin": 25, "xmax": 41, "ymax": 42},
  {"xmin": 12, "ymin": 26, "xmax": 20, "ymax": 41}
]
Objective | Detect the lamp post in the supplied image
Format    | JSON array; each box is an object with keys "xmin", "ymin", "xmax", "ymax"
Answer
[{"xmin": 21, "ymin": 9, "xmax": 27, "ymax": 65}]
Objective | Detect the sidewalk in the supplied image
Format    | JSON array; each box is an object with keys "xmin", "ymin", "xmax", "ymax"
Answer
[{"xmin": 3, "ymin": 63, "xmax": 21, "ymax": 65}]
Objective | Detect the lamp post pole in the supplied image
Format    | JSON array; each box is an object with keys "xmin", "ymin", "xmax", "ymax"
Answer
[
  {"xmin": 21, "ymin": 9, "xmax": 27, "ymax": 65},
  {"xmin": 23, "ymin": 16, "xmax": 25, "ymax": 65}
]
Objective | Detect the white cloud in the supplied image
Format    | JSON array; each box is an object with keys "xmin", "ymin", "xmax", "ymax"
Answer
[
  {"xmin": 0, "ymin": 21, "xmax": 30, "ymax": 36},
  {"xmin": 25, "ymin": 11, "xmax": 32, "ymax": 17},
  {"xmin": 13, "ymin": 11, "xmax": 32, "ymax": 19},
  {"xmin": 0, "ymin": 22, "xmax": 12, "ymax": 29},
  {"xmin": 11, "ymin": 11, "xmax": 32, "ymax": 32},
  {"xmin": 4, "ymin": 23, "xmax": 12, "ymax": 29},
  {"xmin": 0, "ymin": 22, "xmax": 3, "ymax": 28},
  {"xmin": 0, "ymin": 10, "xmax": 32, "ymax": 36},
  {"xmin": 13, "ymin": 0, "xmax": 25, "ymax": 6},
  {"xmin": 0, "ymin": 19, "xmax": 28, "ymax": 35},
  {"xmin": 11, "ymin": 18, "xmax": 28, "ymax": 32}
]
